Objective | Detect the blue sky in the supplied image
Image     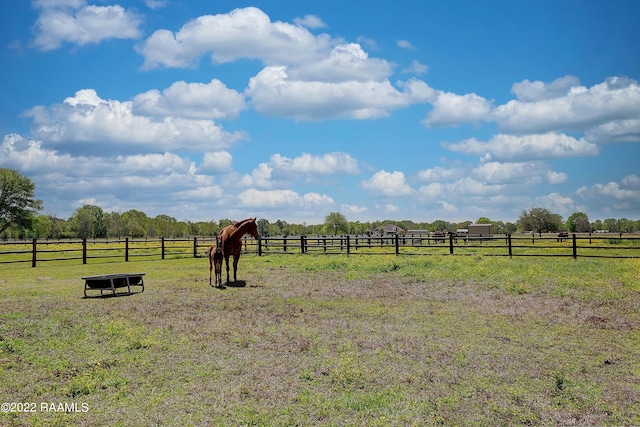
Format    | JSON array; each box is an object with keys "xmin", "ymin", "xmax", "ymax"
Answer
[{"xmin": 1, "ymin": 0, "xmax": 639, "ymax": 224}]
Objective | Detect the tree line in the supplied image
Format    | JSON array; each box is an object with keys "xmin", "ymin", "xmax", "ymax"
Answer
[
  {"xmin": 1, "ymin": 168, "xmax": 639, "ymax": 240},
  {"xmin": 3, "ymin": 204, "xmax": 638, "ymax": 241}
]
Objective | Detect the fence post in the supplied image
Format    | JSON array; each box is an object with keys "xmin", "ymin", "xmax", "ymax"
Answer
[
  {"xmin": 162, "ymin": 237, "xmax": 165, "ymax": 259},
  {"xmin": 507, "ymin": 234, "xmax": 512, "ymax": 258},
  {"xmin": 572, "ymin": 233, "xmax": 577, "ymax": 259},
  {"xmin": 395, "ymin": 234, "xmax": 399, "ymax": 255},
  {"xmin": 347, "ymin": 235, "xmax": 351, "ymax": 255},
  {"xmin": 83, "ymin": 238, "xmax": 87, "ymax": 264},
  {"xmin": 193, "ymin": 237, "xmax": 198, "ymax": 258},
  {"xmin": 300, "ymin": 236, "xmax": 305, "ymax": 254},
  {"xmin": 125, "ymin": 237, "xmax": 129, "ymax": 262},
  {"xmin": 258, "ymin": 237, "xmax": 262, "ymax": 256},
  {"xmin": 449, "ymin": 233, "xmax": 454, "ymax": 255},
  {"xmin": 32, "ymin": 238, "xmax": 37, "ymax": 267}
]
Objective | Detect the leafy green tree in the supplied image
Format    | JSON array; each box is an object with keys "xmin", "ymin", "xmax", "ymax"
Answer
[
  {"xmin": 618, "ymin": 218, "xmax": 634, "ymax": 233},
  {"xmin": 256, "ymin": 218, "xmax": 270, "ymax": 236},
  {"xmin": 517, "ymin": 208, "xmax": 563, "ymax": 233},
  {"xmin": 349, "ymin": 220, "xmax": 367, "ymax": 235},
  {"xmin": 0, "ymin": 168, "xmax": 43, "ymax": 235},
  {"xmin": 286, "ymin": 222, "xmax": 306, "ymax": 235},
  {"xmin": 266, "ymin": 222, "xmax": 284, "ymax": 236},
  {"xmin": 191, "ymin": 220, "xmax": 219, "ymax": 236},
  {"xmin": 456, "ymin": 220, "xmax": 472, "ymax": 230},
  {"xmin": 154, "ymin": 214, "xmax": 177, "ymax": 237},
  {"xmin": 32, "ymin": 214, "xmax": 53, "ymax": 238},
  {"xmin": 50, "ymin": 214, "xmax": 69, "ymax": 238},
  {"xmin": 70, "ymin": 205, "xmax": 107, "ymax": 239},
  {"xmin": 105, "ymin": 212, "xmax": 124, "ymax": 237},
  {"xmin": 324, "ymin": 212, "xmax": 349, "ymax": 235},
  {"xmin": 476, "ymin": 217, "xmax": 493, "ymax": 224},
  {"xmin": 430, "ymin": 220, "xmax": 448, "ymax": 232},
  {"xmin": 591, "ymin": 219, "xmax": 603, "ymax": 231},
  {"xmin": 503, "ymin": 222, "xmax": 518, "ymax": 235},
  {"xmin": 603, "ymin": 218, "xmax": 619, "ymax": 233},
  {"xmin": 175, "ymin": 221, "xmax": 189, "ymax": 237},
  {"xmin": 121, "ymin": 209, "xmax": 148, "ymax": 237},
  {"xmin": 566, "ymin": 212, "xmax": 590, "ymax": 233}
]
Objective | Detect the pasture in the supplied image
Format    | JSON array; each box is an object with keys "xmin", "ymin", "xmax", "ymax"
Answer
[{"xmin": 1, "ymin": 255, "xmax": 639, "ymax": 426}]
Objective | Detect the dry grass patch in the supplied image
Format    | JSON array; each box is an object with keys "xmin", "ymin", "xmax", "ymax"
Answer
[{"xmin": 1, "ymin": 255, "xmax": 639, "ymax": 426}]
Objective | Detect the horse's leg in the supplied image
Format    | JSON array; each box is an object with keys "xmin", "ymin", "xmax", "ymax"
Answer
[
  {"xmin": 233, "ymin": 252, "xmax": 240, "ymax": 282},
  {"xmin": 209, "ymin": 251, "xmax": 213, "ymax": 286},
  {"xmin": 224, "ymin": 253, "xmax": 230, "ymax": 283},
  {"xmin": 213, "ymin": 260, "xmax": 218, "ymax": 287},
  {"xmin": 216, "ymin": 255, "xmax": 223, "ymax": 287}
]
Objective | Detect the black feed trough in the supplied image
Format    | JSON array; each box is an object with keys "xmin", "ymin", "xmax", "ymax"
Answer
[{"xmin": 83, "ymin": 273, "xmax": 145, "ymax": 297}]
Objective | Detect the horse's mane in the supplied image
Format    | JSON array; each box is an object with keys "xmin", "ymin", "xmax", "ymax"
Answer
[
  {"xmin": 221, "ymin": 217, "xmax": 256, "ymax": 240},
  {"xmin": 233, "ymin": 217, "xmax": 255, "ymax": 227}
]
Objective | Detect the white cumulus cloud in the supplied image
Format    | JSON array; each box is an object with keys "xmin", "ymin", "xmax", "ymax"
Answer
[
  {"xmin": 510, "ymin": 75, "xmax": 581, "ymax": 102},
  {"xmin": 293, "ymin": 15, "xmax": 327, "ymax": 29},
  {"xmin": 247, "ymin": 67, "xmax": 432, "ymax": 120},
  {"xmin": 423, "ymin": 91, "xmax": 492, "ymax": 127},
  {"xmin": 492, "ymin": 77, "xmax": 640, "ymax": 134},
  {"xmin": 576, "ymin": 175, "xmax": 640, "ymax": 212},
  {"xmin": 417, "ymin": 166, "xmax": 464, "ymax": 182},
  {"xmin": 136, "ymin": 7, "xmax": 333, "ymax": 69},
  {"xmin": 270, "ymin": 152, "xmax": 359, "ymax": 176},
  {"xmin": 1, "ymin": 133, "xmax": 75, "ymax": 172},
  {"xmin": 585, "ymin": 118, "xmax": 640, "ymax": 144},
  {"xmin": 201, "ymin": 151, "xmax": 233, "ymax": 173},
  {"xmin": 132, "ymin": 79, "xmax": 246, "ymax": 120},
  {"xmin": 472, "ymin": 161, "xmax": 567, "ymax": 185},
  {"xmin": 32, "ymin": 1, "xmax": 141, "ymax": 50},
  {"xmin": 24, "ymin": 89, "xmax": 246, "ymax": 154},
  {"xmin": 361, "ymin": 170, "xmax": 414, "ymax": 197},
  {"xmin": 443, "ymin": 132, "xmax": 599, "ymax": 161},
  {"xmin": 237, "ymin": 189, "xmax": 333, "ymax": 208}
]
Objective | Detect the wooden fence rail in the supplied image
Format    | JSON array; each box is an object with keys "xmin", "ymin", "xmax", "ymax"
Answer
[
  {"xmin": 1, "ymin": 233, "xmax": 639, "ymax": 267},
  {"xmin": 257, "ymin": 233, "xmax": 640, "ymax": 258}
]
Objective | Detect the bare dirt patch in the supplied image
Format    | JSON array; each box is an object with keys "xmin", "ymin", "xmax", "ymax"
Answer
[{"xmin": 1, "ymin": 257, "xmax": 639, "ymax": 426}]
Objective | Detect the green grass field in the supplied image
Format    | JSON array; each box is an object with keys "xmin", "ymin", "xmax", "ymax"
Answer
[{"xmin": 1, "ymin": 255, "xmax": 639, "ymax": 426}]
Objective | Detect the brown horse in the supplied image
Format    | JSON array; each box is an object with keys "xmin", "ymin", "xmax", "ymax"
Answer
[
  {"xmin": 207, "ymin": 236, "xmax": 224, "ymax": 288},
  {"xmin": 219, "ymin": 217, "xmax": 259, "ymax": 284}
]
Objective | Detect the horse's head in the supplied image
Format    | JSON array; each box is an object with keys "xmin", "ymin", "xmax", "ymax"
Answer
[{"xmin": 247, "ymin": 217, "xmax": 260, "ymax": 239}]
